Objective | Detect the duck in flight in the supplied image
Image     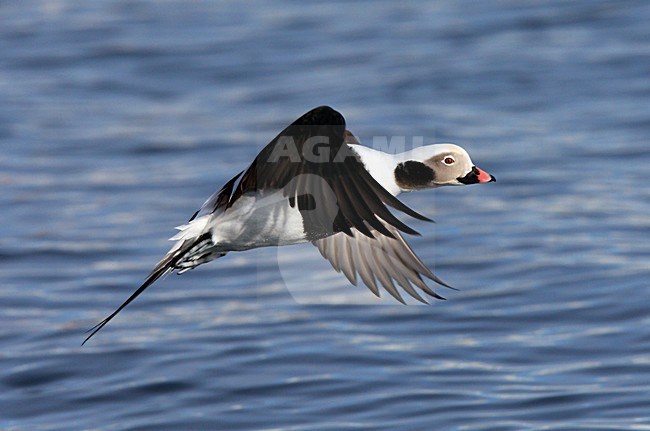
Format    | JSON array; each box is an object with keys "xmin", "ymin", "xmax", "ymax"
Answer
[{"xmin": 83, "ymin": 106, "xmax": 495, "ymax": 344}]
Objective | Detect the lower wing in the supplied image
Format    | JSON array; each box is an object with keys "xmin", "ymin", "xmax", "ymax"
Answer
[{"xmin": 312, "ymin": 221, "xmax": 453, "ymax": 304}]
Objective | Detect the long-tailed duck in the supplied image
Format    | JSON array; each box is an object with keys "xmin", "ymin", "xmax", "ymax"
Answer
[{"xmin": 84, "ymin": 106, "xmax": 494, "ymax": 344}]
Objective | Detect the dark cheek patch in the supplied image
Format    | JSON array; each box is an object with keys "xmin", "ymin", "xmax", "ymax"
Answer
[{"xmin": 394, "ymin": 160, "xmax": 435, "ymax": 189}]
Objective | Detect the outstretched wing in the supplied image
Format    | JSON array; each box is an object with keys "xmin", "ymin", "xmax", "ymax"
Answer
[
  {"xmin": 313, "ymin": 220, "xmax": 453, "ymax": 304},
  {"xmin": 228, "ymin": 105, "xmax": 431, "ymax": 240}
]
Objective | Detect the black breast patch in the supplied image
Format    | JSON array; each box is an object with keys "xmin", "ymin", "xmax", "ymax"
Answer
[{"xmin": 394, "ymin": 160, "xmax": 435, "ymax": 189}]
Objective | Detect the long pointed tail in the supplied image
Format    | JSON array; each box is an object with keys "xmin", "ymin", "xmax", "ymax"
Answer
[{"xmin": 82, "ymin": 234, "xmax": 213, "ymax": 345}]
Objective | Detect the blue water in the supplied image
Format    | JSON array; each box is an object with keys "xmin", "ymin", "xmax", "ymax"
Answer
[{"xmin": 1, "ymin": 1, "xmax": 649, "ymax": 430}]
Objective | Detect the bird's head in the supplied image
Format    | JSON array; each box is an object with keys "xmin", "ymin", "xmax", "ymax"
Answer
[{"xmin": 394, "ymin": 144, "xmax": 495, "ymax": 191}]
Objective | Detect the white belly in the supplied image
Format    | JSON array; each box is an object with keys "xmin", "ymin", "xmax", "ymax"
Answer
[{"xmin": 209, "ymin": 191, "xmax": 308, "ymax": 251}]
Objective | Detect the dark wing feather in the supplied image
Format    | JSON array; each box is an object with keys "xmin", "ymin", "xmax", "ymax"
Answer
[
  {"xmin": 188, "ymin": 170, "xmax": 243, "ymax": 222},
  {"xmin": 228, "ymin": 105, "xmax": 431, "ymax": 239}
]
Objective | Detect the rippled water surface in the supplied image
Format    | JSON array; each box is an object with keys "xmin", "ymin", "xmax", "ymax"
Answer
[{"xmin": 2, "ymin": 1, "xmax": 650, "ymax": 430}]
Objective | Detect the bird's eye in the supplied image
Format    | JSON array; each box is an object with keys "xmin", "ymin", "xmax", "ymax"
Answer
[{"xmin": 443, "ymin": 156, "xmax": 455, "ymax": 165}]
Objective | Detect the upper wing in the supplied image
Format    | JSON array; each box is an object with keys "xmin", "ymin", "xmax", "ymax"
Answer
[
  {"xmin": 227, "ymin": 105, "xmax": 432, "ymax": 240},
  {"xmin": 187, "ymin": 170, "xmax": 243, "ymax": 222},
  {"xmin": 313, "ymin": 221, "xmax": 453, "ymax": 304}
]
